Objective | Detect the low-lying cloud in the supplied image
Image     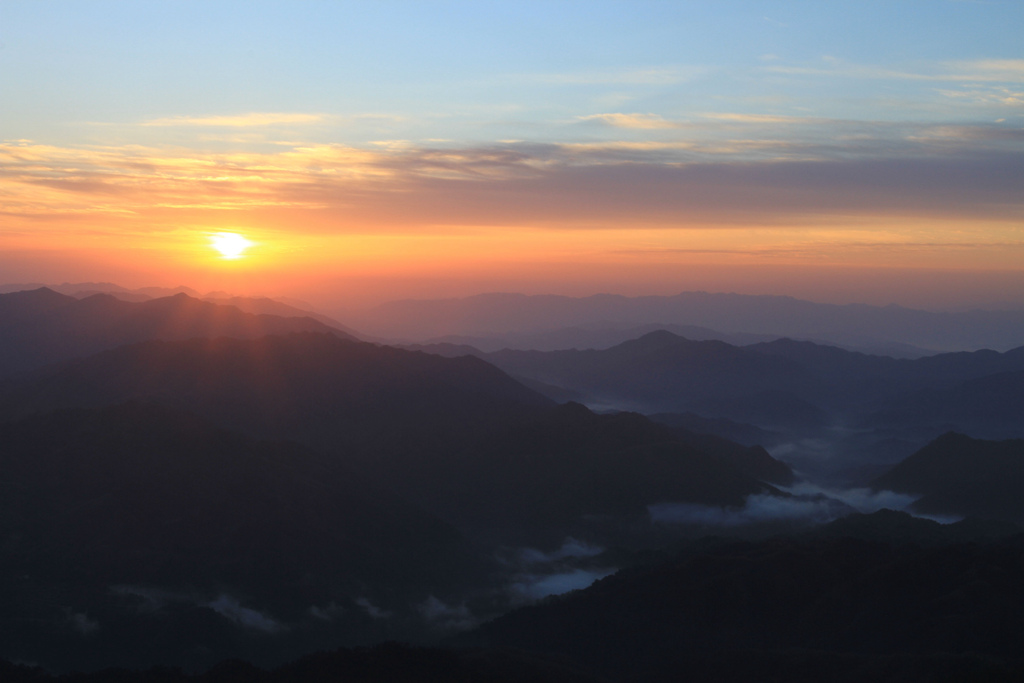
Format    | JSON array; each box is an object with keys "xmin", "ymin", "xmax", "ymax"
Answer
[
  {"xmin": 649, "ymin": 485, "xmax": 920, "ymax": 527},
  {"xmin": 418, "ymin": 596, "xmax": 476, "ymax": 631},
  {"xmin": 503, "ymin": 537, "xmax": 616, "ymax": 602},
  {"xmin": 207, "ymin": 595, "xmax": 282, "ymax": 633},
  {"xmin": 110, "ymin": 585, "xmax": 281, "ymax": 633},
  {"xmin": 510, "ymin": 568, "xmax": 617, "ymax": 600},
  {"xmin": 649, "ymin": 494, "xmax": 853, "ymax": 527}
]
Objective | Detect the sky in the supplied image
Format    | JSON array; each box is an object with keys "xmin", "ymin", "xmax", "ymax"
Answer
[{"xmin": 1, "ymin": 0, "xmax": 1023, "ymax": 312}]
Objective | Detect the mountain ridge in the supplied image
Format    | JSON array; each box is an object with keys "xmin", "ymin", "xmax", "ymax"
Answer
[
  {"xmin": 0, "ymin": 288, "xmax": 355, "ymax": 377},
  {"xmin": 346, "ymin": 290, "xmax": 1024, "ymax": 352}
]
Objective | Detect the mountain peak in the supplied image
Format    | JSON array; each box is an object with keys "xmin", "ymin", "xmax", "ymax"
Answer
[{"xmin": 610, "ymin": 329, "xmax": 687, "ymax": 352}]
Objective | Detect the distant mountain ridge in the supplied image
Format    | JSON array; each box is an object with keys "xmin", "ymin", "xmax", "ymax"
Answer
[
  {"xmin": 0, "ymin": 288, "xmax": 354, "ymax": 376},
  {"xmin": 0, "ymin": 282, "xmax": 362, "ymax": 335},
  {"xmin": 347, "ymin": 291, "xmax": 1024, "ymax": 352},
  {"xmin": 482, "ymin": 330, "xmax": 1024, "ymax": 416}
]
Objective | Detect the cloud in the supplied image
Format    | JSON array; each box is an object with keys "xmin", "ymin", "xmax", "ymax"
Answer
[
  {"xmin": 763, "ymin": 57, "xmax": 1024, "ymax": 84},
  {"xmin": 308, "ymin": 602, "xmax": 345, "ymax": 621},
  {"xmin": 2, "ymin": 129, "xmax": 1022, "ymax": 233},
  {"xmin": 67, "ymin": 611, "xmax": 99, "ymax": 635},
  {"xmin": 578, "ymin": 113, "xmax": 684, "ymax": 129},
  {"xmin": 418, "ymin": 596, "xmax": 476, "ymax": 631},
  {"xmin": 939, "ymin": 86, "xmax": 1024, "ymax": 107},
  {"xmin": 510, "ymin": 568, "xmax": 615, "ymax": 600},
  {"xmin": 649, "ymin": 494, "xmax": 853, "ymax": 526},
  {"xmin": 703, "ymin": 113, "xmax": 815, "ymax": 124},
  {"xmin": 516, "ymin": 537, "xmax": 605, "ymax": 565},
  {"xmin": 354, "ymin": 597, "xmax": 391, "ymax": 620},
  {"xmin": 111, "ymin": 585, "xmax": 282, "ymax": 633},
  {"xmin": 207, "ymin": 595, "xmax": 282, "ymax": 633},
  {"xmin": 944, "ymin": 59, "xmax": 1024, "ymax": 83},
  {"xmin": 649, "ymin": 484, "xmax": 926, "ymax": 528},
  {"xmin": 782, "ymin": 483, "xmax": 917, "ymax": 514},
  {"xmin": 144, "ymin": 112, "xmax": 327, "ymax": 127}
]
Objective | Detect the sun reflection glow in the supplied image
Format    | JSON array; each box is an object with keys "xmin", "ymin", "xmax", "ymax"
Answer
[{"xmin": 209, "ymin": 232, "xmax": 253, "ymax": 259}]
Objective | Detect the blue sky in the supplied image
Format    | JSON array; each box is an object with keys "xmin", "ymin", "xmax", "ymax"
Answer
[{"xmin": 5, "ymin": 0, "xmax": 1021, "ymax": 144}]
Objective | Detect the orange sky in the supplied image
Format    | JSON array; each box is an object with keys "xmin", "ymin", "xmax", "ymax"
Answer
[{"xmin": 2, "ymin": 137, "xmax": 1022, "ymax": 311}]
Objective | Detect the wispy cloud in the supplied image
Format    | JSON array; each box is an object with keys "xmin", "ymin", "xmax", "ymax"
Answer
[
  {"xmin": 764, "ymin": 57, "xmax": 1024, "ymax": 84},
  {"xmin": 945, "ymin": 59, "xmax": 1024, "ymax": 82},
  {"xmin": 703, "ymin": 113, "xmax": 816, "ymax": 124},
  {"xmin": 2, "ymin": 126, "xmax": 1022, "ymax": 233},
  {"xmin": 143, "ymin": 112, "xmax": 327, "ymax": 127},
  {"xmin": 938, "ymin": 86, "xmax": 1024, "ymax": 106},
  {"xmin": 577, "ymin": 113, "xmax": 684, "ymax": 129}
]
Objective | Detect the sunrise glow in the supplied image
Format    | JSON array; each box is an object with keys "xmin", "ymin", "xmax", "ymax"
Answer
[
  {"xmin": 0, "ymin": 2, "xmax": 1020, "ymax": 311},
  {"xmin": 209, "ymin": 233, "xmax": 253, "ymax": 260}
]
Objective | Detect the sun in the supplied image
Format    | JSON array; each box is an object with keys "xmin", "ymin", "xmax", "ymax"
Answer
[{"xmin": 209, "ymin": 232, "xmax": 253, "ymax": 259}]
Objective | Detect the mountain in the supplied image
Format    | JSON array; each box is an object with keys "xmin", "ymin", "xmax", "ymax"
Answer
[
  {"xmin": 0, "ymin": 332, "xmax": 555, "ymax": 539},
  {"xmin": 412, "ymin": 323, "xmax": 782, "ymax": 354},
  {"xmin": 872, "ymin": 432, "xmax": 1024, "ymax": 523},
  {"xmin": 0, "ymin": 333, "xmax": 796, "ymax": 547},
  {"xmin": 866, "ymin": 370, "xmax": 1024, "ymax": 440},
  {"xmin": 479, "ymin": 331, "xmax": 1024, "ymax": 431},
  {"xmin": 484, "ymin": 331, "xmax": 813, "ymax": 418},
  {"xmin": 345, "ymin": 291, "xmax": 1024, "ymax": 352},
  {"xmin": 0, "ymin": 332, "xmax": 552, "ymax": 463},
  {"xmin": 0, "ymin": 402, "xmax": 487, "ymax": 672},
  {"xmin": 0, "ymin": 288, "xmax": 354, "ymax": 377},
  {"xmin": 1, "ymin": 642, "xmax": 607, "ymax": 683},
  {"xmin": 647, "ymin": 412, "xmax": 782, "ymax": 447},
  {"xmin": 202, "ymin": 294, "xmax": 363, "ymax": 337},
  {"xmin": 407, "ymin": 402, "xmax": 793, "ymax": 545},
  {"xmin": 463, "ymin": 513, "xmax": 1024, "ymax": 681}
]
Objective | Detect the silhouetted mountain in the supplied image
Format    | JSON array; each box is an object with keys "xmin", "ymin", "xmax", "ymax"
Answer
[
  {"xmin": 0, "ymin": 642, "xmax": 607, "ymax": 683},
  {"xmin": 867, "ymin": 370, "xmax": 1024, "ymax": 440},
  {"xmin": 0, "ymin": 333, "xmax": 795, "ymax": 547},
  {"xmin": 463, "ymin": 516, "xmax": 1024, "ymax": 681},
  {"xmin": 809, "ymin": 508, "xmax": 1021, "ymax": 545},
  {"xmin": 647, "ymin": 412, "xmax": 782, "ymax": 447},
  {"xmin": 0, "ymin": 288, "xmax": 353, "ymax": 377},
  {"xmin": 872, "ymin": 432, "xmax": 1024, "ymax": 523},
  {"xmin": 0, "ymin": 332, "xmax": 551, "ymax": 465},
  {"xmin": 1, "ymin": 281, "xmax": 138, "ymax": 297},
  {"xmin": 412, "ymin": 323, "xmax": 781, "ymax": 354},
  {"xmin": 408, "ymin": 402, "xmax": 793, "ymax": 545},
  {"xmin": 0, "ymin": 402, "xmax": 487, "ymax": 672},
  {"xmin": 202, "ymin": 295, "xmax": 363, "ymax": 338},
  {"xmin": 484, "ymin": 331, "xmax": 811, "ymax": 419},
  {"xmin": 347, "ymin": 291, "xmax": 1024, "ymax": 352},
  {"xmin": 479, "ymin": 331, "xmax": 1024, "ymax": 437}
]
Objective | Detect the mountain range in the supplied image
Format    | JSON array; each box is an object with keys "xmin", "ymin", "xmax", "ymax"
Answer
[
  {"xmin": 2, "ymin": 282, "xmax": 1023, "ymax": 676},
  {"xmin": 0, "ymin": 288, "xmax": 353, "ymax": 377},
  {"xmin": 0, "ymin": 330, "xmax": 798, "ymax": 550},
  {"xmin": 345, "ymin": 291, "xmax": 1024, "ymax": 353}
]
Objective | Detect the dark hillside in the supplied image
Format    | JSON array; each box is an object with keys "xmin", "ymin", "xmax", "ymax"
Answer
[
  {"xmin": 0, "ymin": 334, "xmax": 793, "ymax": 547},
  {"xmin": 872, "ymin": 432, "xmax": 1024, "ymax": 522},
  {"xmin": 414, "ymin": 403, "xmax": 792, "ymax": 545},
  {"xmin": 0, "ymin": 402, "xmax": 486, "ymax": 672},
  {"xmin": 465, "ymin": 514, "xmax": 1024, "ymax": 681}
]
